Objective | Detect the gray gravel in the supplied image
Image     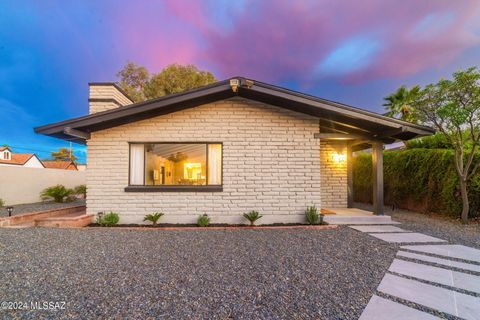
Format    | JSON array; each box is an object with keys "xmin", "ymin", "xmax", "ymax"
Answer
[
  {"xmin": 0, "ymin": 199, "xmax": 85, "ymax": 218},
  {"xmin": 0, "ymin": 226, "xmax": 396, "ymax": 319},
  {"xmin": 354, "ymin": 202, "xmax": 480, "ymax": 249}
]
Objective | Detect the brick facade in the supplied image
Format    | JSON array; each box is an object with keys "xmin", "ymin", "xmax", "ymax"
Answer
[
  {"xmin": 320, "ymin": 141, "xmax": 348, "ymax": 208},
  {"xmin": 89, "ymin": 84, "xmax": 132, "ymax": 114},
  {"xmin": 86, "ymin": 97, "xmax": 348, "ymax": 224}
]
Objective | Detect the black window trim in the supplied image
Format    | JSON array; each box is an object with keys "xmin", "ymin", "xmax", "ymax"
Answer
[{"xmin": 126, "ymin": 142, "xmax": 223, "ymax": 192}]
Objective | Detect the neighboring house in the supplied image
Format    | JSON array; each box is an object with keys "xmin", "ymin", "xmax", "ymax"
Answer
[
  {"xmin": 42, "ymin": 160, "xmax": 78, "ymax": 170},
  {"xmin": 35, "ymin": 78, "xmax": 434, "ymax": 224},
  {"xmin": 0, "ymin": 146, "xmax": 45, "ymax": 168},
  {"xmin": 76, "ymin": 164, "xmax": 87, "ymax": 171}
]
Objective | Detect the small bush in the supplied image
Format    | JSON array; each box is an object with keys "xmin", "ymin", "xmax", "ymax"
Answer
[
  {"xmin": 144, "ymin": 212, "xmax": 164, "ymax": 226},
  {"xmin": 74, "ymin": 185, "xmax": 87, "ymax": 198},
  {"xmin": 0, "ymin": 199, "xmax": 4, "ymax": 207},
  {"xmin": 97, "ymin": 211, "xmax": 120, "ymax": 226},
  {"xmin": 197, "ymin": 214, "xmax": 210, "ymax": 227},
  {"xmin": 41, "ymin": 185, "xmax": 74, "ymax": 203},
  {"xmin": 243, "ymin": 210, "xmax": 263, "ymax": 226},
  {"xmin": 305, "ymin": 206, "xmax": 320, "ymax": 225}
]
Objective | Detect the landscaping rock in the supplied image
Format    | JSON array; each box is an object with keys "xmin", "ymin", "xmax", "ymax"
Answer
[{"xmin": 0, "ymin": 226, "xmax": 396, "ymax": 319}]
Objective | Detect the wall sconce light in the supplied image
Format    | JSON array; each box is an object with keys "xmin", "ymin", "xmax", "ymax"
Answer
[{"xmin": 332, "ymin": 152, "xmax": 346, "ymax": 163}]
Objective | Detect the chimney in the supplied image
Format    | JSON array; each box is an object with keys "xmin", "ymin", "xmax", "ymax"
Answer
[{"xmin": 88, "ymin": 83, "xmax": 134, "ymax": 114}]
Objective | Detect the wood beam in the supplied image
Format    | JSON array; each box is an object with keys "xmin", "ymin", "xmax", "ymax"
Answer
[
  {"xmin": 63, "ymin": 127, "xmax": 90, "ymax": 140},
  {"xmin": 314, "ymin": 133, "xmax": 366, "ymax": 140},
  {"xmin": 347, "ymin": 143, "xmax": 353, "ymax": 208},
  {"xmin": 315, "ymin": 132, "xmax": 396, "ymax": 145},
  {"xmin": 372, "ymin": 142, "xmax": 384, "ymax": 215}
]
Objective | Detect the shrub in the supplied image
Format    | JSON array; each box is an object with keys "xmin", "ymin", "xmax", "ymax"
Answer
[
  {"xmin": 353, "ymin": 149, "xmax": 480, "ymax": 218},
  {"xmin": 74, "ymin": 185, "xmax": 87, "ymax": 198},
  {"xmin": 197, "ymin": 214, "xmax": 210, "ymax": 227},
  {"xmin": 144, "ymin": 212, "xmax": 164, "ymax": 226},
  {"xmin": 40, "ymin": 185, "xmax": 74, "ymax": 203},
  {"xmin": 305, "ymin": 206, "xmax": 320, "ymax": 225},
  {"xmin": 243, "ymin": 210, "xmax": 263, "ymax": 226},
  {"xmin": 98, "ymin": 211, "xmax": 120, "ymax": 226},
  {"xmin": 0, "ymin": 199, "xmax": 4, "ymax": 207}
]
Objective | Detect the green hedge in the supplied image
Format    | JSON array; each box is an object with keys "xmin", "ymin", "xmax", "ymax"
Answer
[{"xmin": 353, "ymin": 149, "xmax": 480, "ymax": 218}]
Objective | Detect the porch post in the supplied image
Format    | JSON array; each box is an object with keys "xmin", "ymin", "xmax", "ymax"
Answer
[
  {"xmin": 372, "ymin": 142, "xmax": 384, "ymax": 215},
  {"xmin": 347, "ymin": 143, "xmax": 353, "ymax": 208}
]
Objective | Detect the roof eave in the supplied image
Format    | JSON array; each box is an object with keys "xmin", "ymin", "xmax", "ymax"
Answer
[{"xmin": 35, "ymin": 77, "xmax": 435, "ymax": 144}]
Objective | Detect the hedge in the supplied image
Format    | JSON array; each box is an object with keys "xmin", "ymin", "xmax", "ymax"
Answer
[{"xmin": 353, "ymin": 148, "xmax": 480, "ymax": 218}]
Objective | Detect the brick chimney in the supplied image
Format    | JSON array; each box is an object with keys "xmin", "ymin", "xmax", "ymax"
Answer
[{"xmin": 88, "ymin": 83, "xmax": 134, "ymax": 114}]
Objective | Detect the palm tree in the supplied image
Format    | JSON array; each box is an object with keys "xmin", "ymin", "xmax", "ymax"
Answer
[{"xmin": 383, "ymin": 85, "xmax": 421, "ymax": 123}]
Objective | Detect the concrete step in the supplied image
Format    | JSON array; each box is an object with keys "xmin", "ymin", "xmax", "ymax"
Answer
[{"xmin": 323, "ymin": 215, "xmax": 399, "ymax": 225}]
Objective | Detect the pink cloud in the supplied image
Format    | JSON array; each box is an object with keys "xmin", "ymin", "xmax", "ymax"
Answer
[
  {"xmin": 110, "ymin": 1, "xmax": 480, "ymax": 84},
  {"xmin": 165, "ymin": 0, "xmax": 480, "ymax": 83}
]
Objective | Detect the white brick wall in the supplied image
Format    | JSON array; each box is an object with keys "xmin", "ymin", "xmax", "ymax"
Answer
[
  {"xmin": 320, "ymin": 141, "xmax": 348, "ymax": 207},
  {"xmin": 86, "ymin": 97, "xmax": 348, "ymax": 224},
  {"xmin": 89, "ymin": 84, "xmax": 132, "ymax": 114}
]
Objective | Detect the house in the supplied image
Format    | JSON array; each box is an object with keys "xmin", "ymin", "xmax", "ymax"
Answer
[
  {"xmin": 35, "ymin": 78, "xmax": 434, "ymax": 224},
  {"xmin": 0, "ymin": 146, "xmax": 45, "ymax": 168},
  {"xmin": 42, "ymin": 160, "xmax": 78, "ymax": 170}
]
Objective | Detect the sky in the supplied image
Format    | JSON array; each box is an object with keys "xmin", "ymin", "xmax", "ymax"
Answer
[{"xmin": 1, "ymin": 1, "xmax": 480, "ymax": 163}]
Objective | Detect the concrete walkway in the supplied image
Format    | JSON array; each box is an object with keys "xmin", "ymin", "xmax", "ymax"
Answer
[{"xmin": 349, "ymin": 220, "xmax": 480, "ymax": 320}]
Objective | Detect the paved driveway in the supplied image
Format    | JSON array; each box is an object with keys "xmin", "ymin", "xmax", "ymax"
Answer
[{"xmin": 0, "ymin": 227, "xmax": 395, "ymax": 319}]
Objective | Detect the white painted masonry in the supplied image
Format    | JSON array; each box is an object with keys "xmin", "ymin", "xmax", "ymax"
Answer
[
  {"xmin": 89, "ymin": 84, "xmax": 132, "ymax": 114},
  {"xmin": 86, "ymin": 97, "xmax": 349, "ymax": 224}
]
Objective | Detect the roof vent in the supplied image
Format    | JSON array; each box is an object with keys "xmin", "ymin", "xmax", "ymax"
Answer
[{"xmin": 230, "ymin": 79, "xmax": 239, "ymax": 92}]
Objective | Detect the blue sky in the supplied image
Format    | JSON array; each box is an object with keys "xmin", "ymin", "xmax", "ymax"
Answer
[{"xmin": 0, "ymin": 1, "xmax": 479, "ymax": 163}]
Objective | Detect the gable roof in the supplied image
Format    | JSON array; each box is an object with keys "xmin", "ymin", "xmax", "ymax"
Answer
[
  {"xmin": 0, "ymin": 153, "xmax": 44, "ymax": 166},
  {"xmin": 0, "ymin": 146, "xmax": 11, "ymax": 152},
  {"xmin": 42, "ymin": 160, "xmax": 78, "ymax": 170},
  {"xmin": 35, "ymin": 77, "xmax": 434, "ymax": 145}
]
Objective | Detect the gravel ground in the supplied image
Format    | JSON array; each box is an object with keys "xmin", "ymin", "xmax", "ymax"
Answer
[
  {"xmin": 0, "ymin": 226, "xmax": 396, "ymax": 319},
  {"xmin": 0, "ymin": 199, "xmax": 85, "ymax": 218},
  {"xmin": 354, "ymin": 202, "xmax": 480, "ymax": 249}
]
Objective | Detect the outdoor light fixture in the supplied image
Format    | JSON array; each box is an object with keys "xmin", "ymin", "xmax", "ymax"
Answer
[
  {"xmin": 332, "ymin": 152, "xmax": 346, "ymax": 163},
  {"xmin": 97, "ymin": 211, "xmax": 104, "ymax": 221},
  {"xmin": 230, "ymin": 79, "xmax": 239, "ymax": 92},
  {"xmin": 6, "ymin": 206, "xmax": 13, "ymax": 217}
]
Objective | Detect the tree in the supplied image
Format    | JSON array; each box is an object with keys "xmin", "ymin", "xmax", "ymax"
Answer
[
  {"xmin": 116, "ymin": 61, "xmax": 149, "ymax": 102},
  {"xmin": 413, "ymin": 67, "xmax": 480, "ymax": 223},
  {"xmin": 117, "ymin": 62, "xmax": 216, "ymax": 102},
  {"xmin": 383, "ymin": 85, "xmax": 421, "ymax": 123},
  {"xmin": 51, "ymin": 147, "xmax": 78, "ymax": 162}
]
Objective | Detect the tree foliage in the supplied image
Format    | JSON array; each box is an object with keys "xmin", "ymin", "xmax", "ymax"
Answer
[
  {"xmin": 353, "ymin": 150, "xmax": 480, "ymax": 218},
  {"xmin": 383, "ymin": 85, "xmax": 421, "ymax": 123},
  {"xmin": 50, "ymin": 147, "xmax": 77, "ymax": 162},
  {"xmin": 413, "ymin": 67, "xmax": 480, "ymax": 223},
  {"xmin": 384, "ymin": 67, "xmax": 480, "ymax": 223},
  {"xmin": 117, "ymin": 62, "xmax": 216, "ymax": 102}
]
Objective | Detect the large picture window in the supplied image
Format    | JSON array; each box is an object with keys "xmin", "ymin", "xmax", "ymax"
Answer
[{"xmin": 128, "ymin": 143, "xmax": 222, "ymax": 191}]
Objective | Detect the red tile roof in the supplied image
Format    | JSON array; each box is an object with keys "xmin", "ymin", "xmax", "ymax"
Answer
[
  {"xmin": 0, "ymin": 146, "xmax": 10, "ymax": 151},
  {"xmin": 42, "ymin": 161, "xmax": 78, "ymax": 170},
  {"xmin": 0, "ymin": 153, "xmax": 35, "ymax": 165}
]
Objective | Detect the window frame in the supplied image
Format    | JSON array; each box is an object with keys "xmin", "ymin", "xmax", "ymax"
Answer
[{"xmin": 125, "ymin": 142, "xmax": 223, "ymax": 192}]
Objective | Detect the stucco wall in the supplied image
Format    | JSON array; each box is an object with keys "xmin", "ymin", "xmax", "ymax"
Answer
[
  {"xmin": 87, "ymin": 98, "xmax": 324, "ymax": 224},
  {"xmin": 0, "ymin": 166, "xmax": 85, "ymax": 205}
]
